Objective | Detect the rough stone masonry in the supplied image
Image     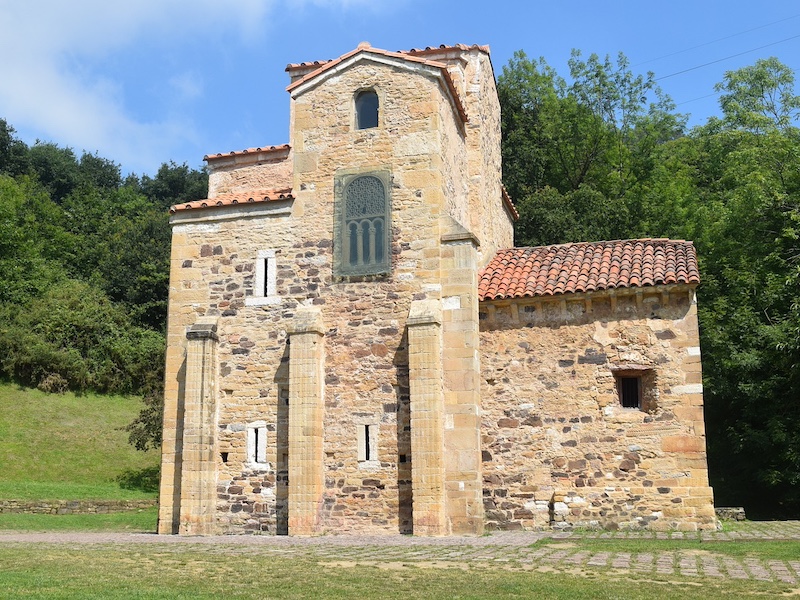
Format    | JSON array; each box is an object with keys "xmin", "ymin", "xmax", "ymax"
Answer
[{"xmin": 158, "ymin": 42, "xmax": 716, "ymax": 536}]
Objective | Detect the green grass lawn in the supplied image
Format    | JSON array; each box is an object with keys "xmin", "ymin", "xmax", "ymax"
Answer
[
  {"xmin": 0, "ymin": 540, "xmax": 794, "ymax": 599},
  {"xmin": 0, "ymin": 381, "xmax": 797, "ymax": 598},
  {"xmin": 0, "ymin": 382, "xmax": 159, "ymax": 501}
]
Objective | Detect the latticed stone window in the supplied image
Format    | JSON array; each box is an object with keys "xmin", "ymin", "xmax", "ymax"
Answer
[{"xmin": 334, "ymin": 171, "xmax": 391, "ymax": 277}]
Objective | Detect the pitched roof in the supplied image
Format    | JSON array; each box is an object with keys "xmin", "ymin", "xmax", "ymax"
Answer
[
  {"xmin": 478, "ymin": 239, "xmax": 700, "ymax": 301},
  {"xmin": 170, "ymin": 189, "xmax": 294, "ymax": 214},
  {"xmin": 285, "ymin": 42, "xmax": 468, "ymax": 125},
  {"xmin": 285, "ymin": 43, "xmax": 490, "ymax": 72}
]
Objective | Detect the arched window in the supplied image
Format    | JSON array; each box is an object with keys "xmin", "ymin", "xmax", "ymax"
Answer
[
  {"xmin": 355, "ymin": 90, "xmax": 379, "ymax": 129},
  {"xmin": 335, "ymin": 172, "xmax": 390, "ymax": 276}
]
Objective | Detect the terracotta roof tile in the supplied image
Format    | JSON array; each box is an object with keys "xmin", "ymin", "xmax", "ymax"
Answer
[
  {"xmin": 402, "ymin": 43, "xmax": 491, "ymax": 57},
  {"xmin": 501, "ymin": 185, "xmax": 519, "ymax": 221},
  {"xmin": 479, "ymin": 239, "xmax": 700, "ymax": 301},
  {"xmin": 170, "ymin": 188, "xmax": 294, "ymax": 214},
  {"xmin": 285, "ymin": 43, "xmax": 491, "ymax": 71},
  {"xmin": 204, "ymin": 144, "xmax": 290, "ymax": 162}
]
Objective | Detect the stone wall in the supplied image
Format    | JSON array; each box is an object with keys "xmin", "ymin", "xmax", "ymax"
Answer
[
  {"xmin": 162, "ymin": 52, "xmax": 502, "ymax": 535},
  {"xmin": 0, "ymin": 499, "xmax": 156, "ymax": 515},
  {"xmin": 479, "ymin": 287, "xmax": 716, "ymax": 532},
  {"xmin": 207, "ymin": 146, "xmax": 293, "ymax": 197}
]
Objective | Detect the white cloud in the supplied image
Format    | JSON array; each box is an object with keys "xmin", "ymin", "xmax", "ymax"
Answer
[
  {"xmin": 0, "ymin": 1, "xmax": 282, "ymax": 172},
  {"xmin": 0, "ymin": 0, "xmax": 402, "ymax": 173}
]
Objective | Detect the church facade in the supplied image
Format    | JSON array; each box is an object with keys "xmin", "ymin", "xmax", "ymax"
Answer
[{"xmin": 158, "ymin": 43, "xmax": 716, "ymax": 536}]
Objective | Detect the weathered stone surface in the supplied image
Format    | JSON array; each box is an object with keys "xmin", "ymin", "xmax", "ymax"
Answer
[
  {"xmin": 159, "ymin": 43, "xmax": 714, "ymax": 536},
  {"xmin": 480, "ymin": 290, "xmax": 715, "ymax": 531}
]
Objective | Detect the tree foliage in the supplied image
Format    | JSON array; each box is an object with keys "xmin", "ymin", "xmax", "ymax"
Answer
[
  {"xmin": 0, "ymin": 118, "xmax": 206, "ymax": 451},
  {"xmin": 498, "ymin": 50, "xmax": 685, "ymax": 246}
]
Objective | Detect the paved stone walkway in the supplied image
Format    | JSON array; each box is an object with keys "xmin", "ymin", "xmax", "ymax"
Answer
[{"xmin": 2, "ymin": 521, "xmax": 799, "ymax": 585}]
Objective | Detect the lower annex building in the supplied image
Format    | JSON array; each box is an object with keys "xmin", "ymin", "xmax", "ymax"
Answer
[{"xmin": 158, "ymin": 42, "xmax": 716, "ymax": 536}]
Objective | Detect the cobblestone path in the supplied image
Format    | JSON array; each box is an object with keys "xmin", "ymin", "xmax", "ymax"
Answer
[{"xmin": 2, "ymin": 521, "xmax": 799, "ymax": 585}]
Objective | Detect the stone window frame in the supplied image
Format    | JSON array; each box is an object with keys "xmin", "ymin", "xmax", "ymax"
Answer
[
  {"xmin": 245, "ymin": 249, "xmax": 280, "ymax": 306},
  {"xmin": 354, "ymin": 88, "xmax": 380, "ymax": 130},
  {"xmin": 333, "ymin": 170, "xmax": 392, "ymax": 278},
  {"xmin": 246, "ymin": 420, "xmax": 268, "ymax": 469},
  {"xmin": 611, "ymin": 365, "xmax": 657, "ymax": 413},
  {"xmin": 357, "ymin": 422, "xmax": 379, "ymax": 466}
]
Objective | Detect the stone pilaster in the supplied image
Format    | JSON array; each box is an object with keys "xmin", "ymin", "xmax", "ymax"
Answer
[
  {"xmin": 408, "ymin": 300, "xmax": 447, "ymax": 535},
  {"xmin": 178, "ymin": 319, "xmax": 219, "ymax": 535},
  {"xmin": 441, "ymin": 224, "xmax": 484, "ymax": 534},
  {"xmin": 287, "ymin": 307, "xmax": 326, "ymax": 535}
]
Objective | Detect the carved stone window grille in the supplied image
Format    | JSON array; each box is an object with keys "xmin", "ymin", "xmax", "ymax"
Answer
[{"xmin": 335, "ymin": 172, "xmax": 390, "ymax": 277}]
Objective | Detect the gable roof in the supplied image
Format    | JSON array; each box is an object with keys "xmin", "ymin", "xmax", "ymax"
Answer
[
  {"xmin": 285, "ymin": 43, "xmax": 491, "ymax": 72},
  {"xmin": 285, "ymin": 42, "xmax": 468, "ymax": 125},
  {"xmin": 478, "ymin": 239, "xmax": 700, "ymax": 301}
]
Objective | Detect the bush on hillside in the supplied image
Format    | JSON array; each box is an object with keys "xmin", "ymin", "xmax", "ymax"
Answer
[{"xmin": 0, "ymin": 279, "xmax": 164, "ymax": 395}]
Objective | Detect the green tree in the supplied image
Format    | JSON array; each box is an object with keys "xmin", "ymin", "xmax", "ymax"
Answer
[
  {"xmin": 27, "ymin": 142, "xmax": 81, "ymax": 203},
  {"xmin": 136, "ymin": 161, "xmax": 208, "ymax": 210},
  {"xmin": 0, "ymin": 119, "xmax": 29, "ymax": 176},
  {"xmin": 0, "ymin": 279, "xmax": 164, "ymax": 394},
  {"xmin": 715, "ymin": 56, "xmax": 800, "ymax": 133},
  {"xmin": 0, "ymin": 175, "xmax": 63, "ymax": 304},
  {"xmin": 497, "ymin": 50, "xmax": 685, "ymax": 246}
]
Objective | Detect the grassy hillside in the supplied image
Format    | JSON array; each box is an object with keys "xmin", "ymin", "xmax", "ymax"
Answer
[{"xmin": 0, "ymin": 383, "xmax": 159, "ymax": 500}]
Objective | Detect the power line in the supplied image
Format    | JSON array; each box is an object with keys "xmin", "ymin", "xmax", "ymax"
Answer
[
  {"xmin": 674, "ymin": 92, "xmax": 720, "ymax": 107},
  {"xmin": 655, "ymin": 33, "xmax": 800, "ymax": 81},
  {"xmin": 635, "ymin": 14, "xmax": 800, "ymax": 67}
]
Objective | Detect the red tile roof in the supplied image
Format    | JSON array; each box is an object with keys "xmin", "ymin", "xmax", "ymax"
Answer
[
  {"xmin": 479, "ymin": 239, "xmax": 700, "ymax": 300},
  {"xmin": 285, "ymin": 43, "xmax": 490, "ymax": 71},
  {"xmin": 204, "ymin": 144, "xmax": 290, "ymax": 162},
  {"xmin": 402, "ymin": 44, "xmax": 491, "ymax": 57},
  {"xmin": 501, "ymin": 185, "xmax": 519, "ymax": 221},
  {"xmin": 170, "ymin": 189, "xmax": 294, "ymax": 214}
]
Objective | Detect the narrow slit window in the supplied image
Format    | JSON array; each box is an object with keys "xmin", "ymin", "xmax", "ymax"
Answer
[
  {"xmin": 246, "ymin": 249, "xmax": 279, "ymax": 306},
  {"xmin": 355, "ymin": 90, "xmax": 379, "ymax": 129},
  {"xmin": 358, "ymin": 423, "xmax": 378, "ymax": 463},
  {"xmin": 254, "ymin": 428, "xmax": 263, "ymax": 463},
  {"xmin": 262, "ymin": 258, "xmax": 270, "ymax": 297},
  {"xmin": 247, "ymin": 421, "xmax": 268, "ymax": 467}
]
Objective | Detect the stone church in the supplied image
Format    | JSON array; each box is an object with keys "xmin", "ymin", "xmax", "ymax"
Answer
[{"xmin": 158, "ymin": 42, "xmax": 716, "ymax": 536}]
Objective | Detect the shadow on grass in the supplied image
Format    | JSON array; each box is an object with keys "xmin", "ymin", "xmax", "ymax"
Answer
[{"xmin": 116, "ymin": 466, "xmax": 160, "ymax": 494}]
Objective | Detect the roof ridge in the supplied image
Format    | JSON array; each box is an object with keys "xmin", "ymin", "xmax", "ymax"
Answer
[
  {"xmin": 503, "ymin": 238, "xmax": 692, "ymax": 252},
  {"xmin": 285, "ymin": 43, "xmax": 490, "ymax": 71}
]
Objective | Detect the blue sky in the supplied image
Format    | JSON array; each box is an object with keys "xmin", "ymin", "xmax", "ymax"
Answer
[{"xmin": 1, "ymin": 1, "xmax": 799, "ymax": 176}]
